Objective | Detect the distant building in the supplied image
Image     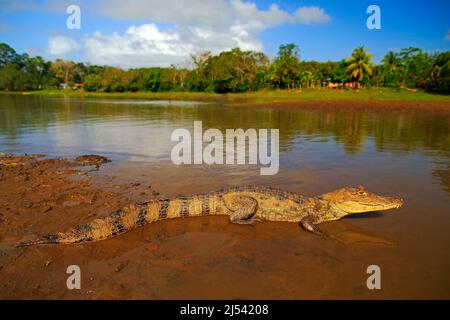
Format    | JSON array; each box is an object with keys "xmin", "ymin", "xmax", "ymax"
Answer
[
  {"xmin": 59, "ymin": 83, "xmax": 83, "ymax": 90},
  {"xmin": 326, "ymin": 81, "xmax": 359, "ymax": 89}
]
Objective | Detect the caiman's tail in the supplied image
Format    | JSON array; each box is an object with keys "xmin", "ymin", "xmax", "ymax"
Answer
[
  {"xmin": 15, "ymin": 202, "xmax": 152, "ymax": 247},
  {"xmin": 16, "ymin": 235, "xmax": 61, "ymax": 247}
]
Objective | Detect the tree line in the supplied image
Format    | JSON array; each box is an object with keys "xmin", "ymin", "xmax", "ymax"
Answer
[{"xmin": 0, "ymin": 42, "xmax": 448, "ymax": 94}]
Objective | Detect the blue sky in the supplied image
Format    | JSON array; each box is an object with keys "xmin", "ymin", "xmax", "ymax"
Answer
[{"xmin": 0, "ymin": 0, "xmax": 449, "ymax": 68}]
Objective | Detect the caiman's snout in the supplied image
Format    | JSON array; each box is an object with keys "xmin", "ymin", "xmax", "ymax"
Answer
[
  {"xmin": 376, "ymin": 195, "xmax": 404, "ymax": 212},
  {"xmin": 391, "ymin": 196, "xmax": 404, "ymax": 209},
  {"xmin": 373, "ymin": 195, "xmax": 404, "ymax": 211},
  {"xmin": 322, "ymin": 187, "xmax": 405, "ymax": 215}
]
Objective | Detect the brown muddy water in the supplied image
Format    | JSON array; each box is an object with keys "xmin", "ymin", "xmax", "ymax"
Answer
[{"xmin": 0, "ymin": 94, "xmax": 449, "ymax": 299}]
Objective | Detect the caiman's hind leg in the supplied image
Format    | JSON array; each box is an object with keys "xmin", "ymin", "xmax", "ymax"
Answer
[{"xmin": 224, "ymin": 194, "xmax": 261, "ymax": 225}]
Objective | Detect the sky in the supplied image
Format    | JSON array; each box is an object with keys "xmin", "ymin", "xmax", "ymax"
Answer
[{"xmin": 0, "ymin": 0, "xmax": 449, "ymax": 68}]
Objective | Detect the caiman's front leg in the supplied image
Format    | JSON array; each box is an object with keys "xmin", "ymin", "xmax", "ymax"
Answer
[
  {"xmin": 300, "ymin": 216, "xmax": 327, "ymax": 238},
  {"xmin": 224, "ymin": 194, "xmax": 261, "ymax": 225}
]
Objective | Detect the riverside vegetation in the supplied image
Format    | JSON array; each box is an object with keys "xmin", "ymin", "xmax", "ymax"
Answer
[{"xmin": 0, "ymin": 43, "xmax": 449, "ymax": 95}]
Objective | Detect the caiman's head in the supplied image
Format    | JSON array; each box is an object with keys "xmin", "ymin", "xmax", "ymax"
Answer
[{"xmin": 321, "ymin": 186, "xmax": 403, "ymax": 218}]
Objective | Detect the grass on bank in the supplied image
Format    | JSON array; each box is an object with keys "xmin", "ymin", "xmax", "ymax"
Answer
[{"xmin": 2, "ymin": 88, "xmax": 450, "ymax": 104}]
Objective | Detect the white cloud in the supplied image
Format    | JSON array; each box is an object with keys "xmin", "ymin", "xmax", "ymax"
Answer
[
  {"xmin": 293, "ymin": 6, "xmax": 331, "ymax": 24},
  {"xmin": 48, "ymin": 36, "xmax": 80, "ymax": 56},
  {"xmin": 84, "ymin": 24, "xmax": 193, "ymax": 68},
  {"xmin": 99, "ymin": 0, "xmax": 330, "ymax": 29},
  {"xmin": 84, "ymin": 0, "xmax": 330, "ymax": 68},
  {"xmin": 230, "ymin": 1, "xmax": 291, "ymax": 26}
]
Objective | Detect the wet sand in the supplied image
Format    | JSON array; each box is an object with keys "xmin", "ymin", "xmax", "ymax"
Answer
[{"xmin": 0, "ymin": 155, "xmax": 450, "ymax": 299}]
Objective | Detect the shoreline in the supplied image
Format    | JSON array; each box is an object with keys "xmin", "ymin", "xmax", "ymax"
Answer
[
  {"xmin": 1, "ymin": 89, "xmax": 449, "ymax": 113},
  {"xmin": 1, "ymin": 88, "xmax": 449, "ymax": 106}
]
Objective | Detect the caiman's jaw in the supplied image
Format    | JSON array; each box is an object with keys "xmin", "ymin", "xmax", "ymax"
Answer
[{"xmin": 322, "ymin": 186, "xmax": 403, "ymax": 216}]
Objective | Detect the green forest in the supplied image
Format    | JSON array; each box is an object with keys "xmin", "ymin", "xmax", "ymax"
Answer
[{"xmin": 0, "ymin": 42, "xmax": 449, "ymax": 94}]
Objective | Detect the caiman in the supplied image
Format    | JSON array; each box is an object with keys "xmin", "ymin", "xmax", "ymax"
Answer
[{"xmin": 17, "ymin": 185, "xmax": 403, "ymax": 246}]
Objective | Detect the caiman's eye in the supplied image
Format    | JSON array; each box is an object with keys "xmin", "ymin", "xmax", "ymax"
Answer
[{"xmin": 357, "ymin": 191, "xmax": 366, "ymax": 195}]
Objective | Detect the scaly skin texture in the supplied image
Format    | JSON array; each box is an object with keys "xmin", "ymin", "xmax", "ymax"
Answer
[{"xmin": 17, "ymin": 185, "xmax": 403, "ymax": 246}]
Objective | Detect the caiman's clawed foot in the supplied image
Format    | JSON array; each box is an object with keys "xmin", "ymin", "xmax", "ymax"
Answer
[{"xmin": 300, "ymin": 216, "xmax": 328, "ymax": 238}]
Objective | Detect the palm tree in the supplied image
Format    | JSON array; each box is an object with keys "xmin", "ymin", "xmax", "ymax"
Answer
[
  {"xmin": 399, "ymin": 47, "xmax": 421, "ymax": 88},
  {"xmin": 381, "ymin": 51, "xmax": 402, "ymax": 87},
  {"xmin": 382, "ymin": 51, "xmax": 401, "ymax": 72},
  {"xmin": 345, "ymin": 46, "xmax": 375, "ymax": 85}
]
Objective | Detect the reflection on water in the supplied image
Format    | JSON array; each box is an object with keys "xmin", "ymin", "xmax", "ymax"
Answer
[
  {"xmin": 1, "ymin": 94, "xmax": 449, "ymax": 194},
  {"xmin": 82, "ymin": 99, "xmax": 209, "ymax": 106}
]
